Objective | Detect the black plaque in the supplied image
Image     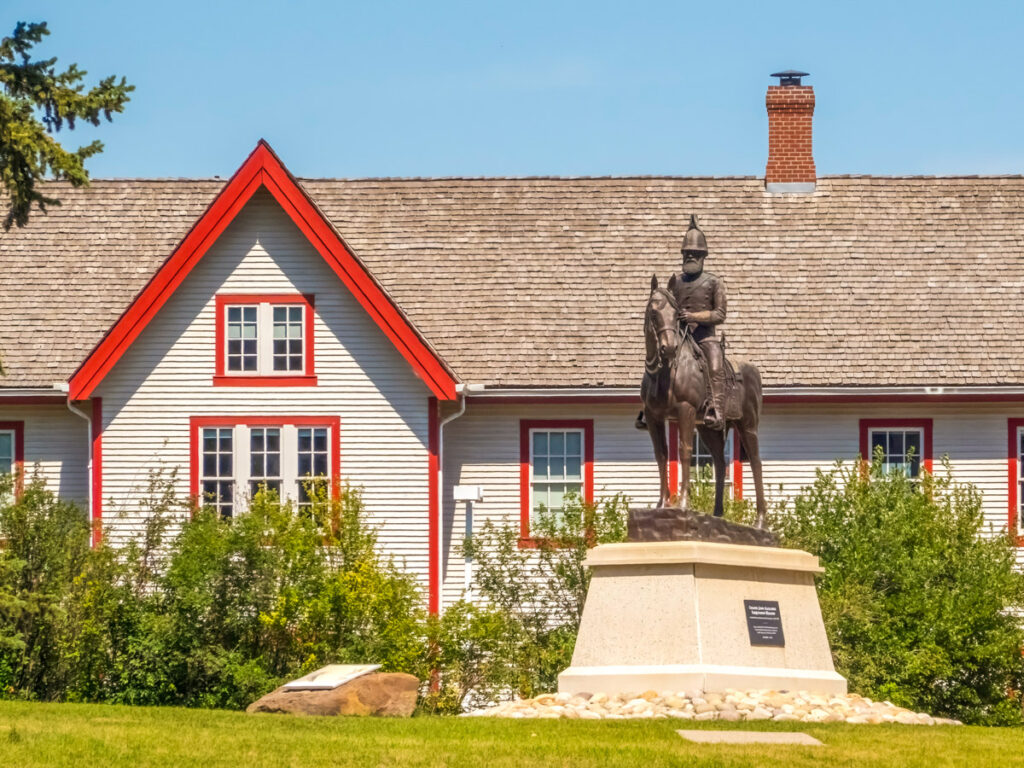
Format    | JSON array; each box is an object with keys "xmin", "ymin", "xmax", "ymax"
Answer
[{"xmin": 744, "ymin": 600, "xmax": 785, "ymax": 647}]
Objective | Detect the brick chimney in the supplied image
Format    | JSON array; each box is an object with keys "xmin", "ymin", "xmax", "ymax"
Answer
[{"xmin": 765, "ymin": 70, "xmax": 816, "ymax": 193}]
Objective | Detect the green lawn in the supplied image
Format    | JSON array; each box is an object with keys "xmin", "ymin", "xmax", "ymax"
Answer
[{"xmin": 0, "ymin": 700, "xmax": 1019, "ymax": 768}]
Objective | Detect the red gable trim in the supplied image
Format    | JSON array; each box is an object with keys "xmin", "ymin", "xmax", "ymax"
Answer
[{"xmin": 68, "ymin": 140, "xmax": 458, "ymax": 402}]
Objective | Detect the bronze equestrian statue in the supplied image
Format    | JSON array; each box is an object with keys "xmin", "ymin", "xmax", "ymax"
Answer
[{"xmin": 637, "ymin": 216, "xmax": 768, "ymax": 527}]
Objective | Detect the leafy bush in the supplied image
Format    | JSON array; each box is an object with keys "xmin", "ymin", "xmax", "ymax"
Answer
[
  {"xmin": 0, "ymin": 473, "xmax": 92, "ymax": 699},
  {"xmin": 454, "ymin": 492, "xmax": 629, "ymax": 704},
  {"xmin": 0, "ymin": 475, "xmax": 428, "ymax": 708},
  {"xmin": 776, "ymin": 456, "xmax": 1024, "ymax": 725}
]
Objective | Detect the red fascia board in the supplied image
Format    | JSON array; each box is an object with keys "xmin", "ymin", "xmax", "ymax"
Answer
[
  {"xmin": 69, "ymin": 141, "xmax": 457, "ymax": 402},
  {"xmin": 0, "ymin": 396, "xmax": 66, "ymax": 405},
  {"xmin": 187, "ymin": 414, "xmax": 342, "ymax": 502},
  {"xmin": 213, "ymin": 293, "xmax": 317, "ymax": 386},
  {"xmin": 518, "ymin": 419, "xmax": 594, "ymax": 547},
  {"xmin": 1007, "ymin": 419, "xmax": 1024, "ymax": 546}
]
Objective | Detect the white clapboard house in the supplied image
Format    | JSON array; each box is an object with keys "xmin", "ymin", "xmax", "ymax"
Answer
[{"xmin": 2, "ymin": 77, "xmax": 1023, "ymax": 614}]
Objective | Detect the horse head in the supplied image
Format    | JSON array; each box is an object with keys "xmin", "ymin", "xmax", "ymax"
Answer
[{"xmin": 645, "ymin": 274, "xmax": 681, "ymax": 372}]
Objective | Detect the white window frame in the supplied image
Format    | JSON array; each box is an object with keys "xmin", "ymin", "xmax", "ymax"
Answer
[
  {"xmin": 198, "ymin": 423, "xmax": 332, "ymax": 516},
  {"xmin": 528, "ymin": 427, "xmax": 585, "ymax": 521},
  {"xmin": 224, "ymin": 302, "xmax": 307, "ymax": 376},
  {"xmin": 868, "ymin": 427, "xmax": 925, "ymax": 478},
  {"xmin": 691, "ymin": 431, "xmax": 733, "ymax": 483}
]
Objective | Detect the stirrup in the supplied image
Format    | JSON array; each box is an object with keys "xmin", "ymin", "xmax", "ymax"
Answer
[{"xmin": 703, "ymin": 409, "xmax": 725, "ymax": 431}]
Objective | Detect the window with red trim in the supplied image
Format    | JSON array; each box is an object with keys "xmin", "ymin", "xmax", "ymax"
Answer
[
  {"xmin": 1007, "ymin": 419, "xmax": 1024, "ymax": 546},
  {"xmin": 213, "ymin": 294, "xmax": 317, "ymax": 386},
  {"xmin": 859, "ymin": 418, "xmax": 933, "ymax": 478},
  {"xmin": 189, "ymin": 416, "xmax": 339, "ymax": 517},
  {"xmin": 519, "ymin": 419, "xmax": 594, "ymax": 542},
  {"xmin": 0, "ymin": 421, "xmax": 24, "ymax": 500}
]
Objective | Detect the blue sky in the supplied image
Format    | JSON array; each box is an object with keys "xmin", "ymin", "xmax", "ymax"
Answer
[{"xmin": 9, "ymin": 1, "xmax": 1024, "ymax": 178}]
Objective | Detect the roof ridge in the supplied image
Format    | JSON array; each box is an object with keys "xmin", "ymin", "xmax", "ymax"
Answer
[{"xmin": 45, "ymin": 173, "xmax": 1024, "ymax": 183}]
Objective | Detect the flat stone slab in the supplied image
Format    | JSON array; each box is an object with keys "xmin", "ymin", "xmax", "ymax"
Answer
[
  {"xmin": 283, "ymin": 664, "xmax": 380, "ymax": 690},
  {"xmin": 677, "ymin": 729, "xmax": 823, "ymax": 746},
  {"xmin": 627, "ymin": 507, "xmax": 777, "ymax": 547}
]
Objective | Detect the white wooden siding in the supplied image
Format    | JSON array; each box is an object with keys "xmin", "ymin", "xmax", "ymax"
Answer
[
  {"xmin": 94, "ymin": 190, "xmax": 432, "ymax": 586},
  {"xmin": 441, "ymin": 401, "xmax": 1024, "ymax": 604},
  {"xmin": 0, "ymin": 404, "xmax": 88, "ymax": 504}
]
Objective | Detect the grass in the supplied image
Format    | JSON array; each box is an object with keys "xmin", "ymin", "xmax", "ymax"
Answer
[{"xmin": 0, "ymin": 700, "xmax": 1020, "ymax": 767}]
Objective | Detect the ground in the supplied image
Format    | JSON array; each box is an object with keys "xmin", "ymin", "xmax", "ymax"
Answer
[{"xmin": 0, "ymin": 700, "xmax": 1019, "ymax": 767}]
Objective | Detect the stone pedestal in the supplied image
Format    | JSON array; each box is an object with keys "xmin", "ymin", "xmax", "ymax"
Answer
[{"xmin": 558, "ymin": 541, "xmax": 846, "ymax": 695}]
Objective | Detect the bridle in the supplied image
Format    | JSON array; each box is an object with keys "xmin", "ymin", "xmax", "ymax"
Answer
[{"xmin": 644, "ymin": 287, "xmax": 684, "ymax": 375}]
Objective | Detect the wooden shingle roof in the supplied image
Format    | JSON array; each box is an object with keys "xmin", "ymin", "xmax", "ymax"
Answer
[{"xmin": 2, "ymin": 175, "xmax": 1023, "ymax": 390}]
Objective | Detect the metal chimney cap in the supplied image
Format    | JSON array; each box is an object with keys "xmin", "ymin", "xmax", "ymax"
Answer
[{"xmin": 770, "ymin": 70, "xmax": 809, "ymax": 85}]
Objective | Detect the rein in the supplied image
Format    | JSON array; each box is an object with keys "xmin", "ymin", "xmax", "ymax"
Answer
[{"xmin": 644, "ymin": 287, "xmax": 687, "ymax": 375}]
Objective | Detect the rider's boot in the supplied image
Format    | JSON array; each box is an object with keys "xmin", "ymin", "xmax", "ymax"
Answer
[
  {"xmin": 635, "ymin": 410, "xmax": 647, "ymax": 430},
  {"xmin": 704, "ymin": 362, "xmax": 727, "ymax": 431}
]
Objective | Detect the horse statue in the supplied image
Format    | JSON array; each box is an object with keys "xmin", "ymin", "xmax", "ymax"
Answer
[{"xmin": 640, "ymin": 273, "xmax": 768, "ymax": 527}]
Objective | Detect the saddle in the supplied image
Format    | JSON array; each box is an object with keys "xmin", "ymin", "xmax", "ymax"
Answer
[{"xmin": 683, "ymin": 331, "xmax": 743, "ymax": 423}]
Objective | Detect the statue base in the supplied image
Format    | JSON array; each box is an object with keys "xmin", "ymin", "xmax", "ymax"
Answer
[
  {"xmin": 628, "ymin": 507, "xmax": 777, "ymax": 547},
  {"xmin": 557, "ymin": 540, "xmax": 846, "ymax": 696}
]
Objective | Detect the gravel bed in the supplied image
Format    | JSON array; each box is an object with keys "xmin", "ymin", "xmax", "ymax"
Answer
[{"xmin": 463, "ymin": 688, "xmax": 962, "ymax": 725}]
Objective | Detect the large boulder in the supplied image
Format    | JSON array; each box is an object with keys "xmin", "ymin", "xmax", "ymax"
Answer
[{"xmin": 247, "ymin": 672, "xmax": 419, "ymax": 717}]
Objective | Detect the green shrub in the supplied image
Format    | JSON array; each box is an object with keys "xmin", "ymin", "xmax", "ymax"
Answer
[
  {"xmin": 776, "ymin": 456, "xmax": 1024, "ymax": 726},
  {"xmin": 0, "ymin": 473, "xmax": 92, "ymax": 699},
  {"xmin": 0, "ymin": 474, "xmax": 428, "ymax": 709},
  {"xmin": 458, "ymin": 492, "xmax": 629, "ymax": 702}
]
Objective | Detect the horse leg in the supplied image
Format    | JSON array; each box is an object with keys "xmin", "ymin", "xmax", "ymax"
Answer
[
  {"xmin": 738, "ymin": 426, "xmax": 768, "ymax": 528},
  {"xmin": 646, "ymin": 415, "xmax": 670, "ymax": 507},
  {"xmin": 676, "ymin": 403, "xmax": 697, "ymax": 510},
  {"xmin": 699, "ymin": 425, "xmax": 728, "ymax": 518}
]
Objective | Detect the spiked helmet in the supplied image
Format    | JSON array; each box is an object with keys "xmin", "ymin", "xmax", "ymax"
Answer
[{"xmin": 681, "ymin": 214, "xmax": 708, "ymax": 255}]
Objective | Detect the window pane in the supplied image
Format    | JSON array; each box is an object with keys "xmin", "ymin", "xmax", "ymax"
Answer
[
  {"xmin": 905, "ymin": 431, "xmax": 921, "ymax": 458},
  {"xmin": 565, "ymin": 431, "xmax": 581, "ymax": 455},
  {"xmin": 550, "ymin": 432, "xmax": 564, "ymax": 455},
  {"xmin": 566, "ymin": 456, "xmax": 582, "ymax": 480},
  {"xmin": 549, "ymin": 485, "xmax": 564, "ymax": 510},
  {"xmin": 887, "ymin": 431, "xmax": 904, "ymax": 460},
  {"xmin": 549, "ymin": 455, "xmax": 565, "ymax": 479},
  {"xmin": 533, "ymin": 456, "xmax": 548, "ymax": 479},
  {"xmin": 870, "ymin": 431, "xmax": 886, "ymax": 456},
  {"xmin": 533, "ymin": 432, "xmax": 547, "ymax": 456},
  {"xmin": 313, "ymin": 431, "xmax": 327, "ymax": 452},
  {"xmin": 298, "ymin": 428, "xmax": 311, "ymax": 451},
  {"xmin": 289, "ymin": 307, "xmax": 302, "ymax": 322},
  {"xmin": 273, "ymin": 306, "xmax": 286, "ymax": 322}
]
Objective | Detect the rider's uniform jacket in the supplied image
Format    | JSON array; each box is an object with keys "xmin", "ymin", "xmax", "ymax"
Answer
[{"xmin": 672, "ymin": 270, "xmax": 727, "ymax": 343}]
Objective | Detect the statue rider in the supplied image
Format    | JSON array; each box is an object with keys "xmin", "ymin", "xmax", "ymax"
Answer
[
  {"xmin": 675, "ymin": 215, "xmax": 727, "ymax": 430},
  {"xmin": 636, "ymin": 215, "xmax": 728, "ymax": 431}
]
